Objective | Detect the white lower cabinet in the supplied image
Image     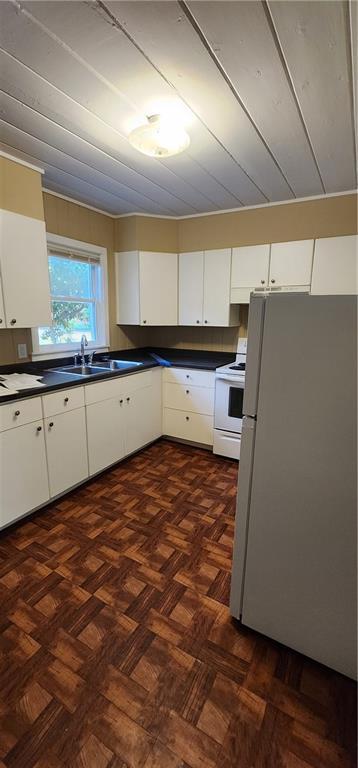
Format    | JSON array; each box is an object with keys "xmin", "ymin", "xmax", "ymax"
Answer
[
  {"xmin": 86, "ymin": 369, "xmax": 162, "ymax": 476},
  {"xmin": 162, "ymin": 367, "xmax": 214, "ymax": 446},
  {"xmin": 86, "ymin": 396, "xmax": 126, "ymax": 476},
  {"xmin": 44, "ymin": 409, "xmax": 88, "ymax": 497},
  {"xmin": 0, "ymin": 419, "xmax": 49, "ymax": 528},
  {"xmin": 163, "ymin": 409, "xmax": 213, "ymax": 445}
]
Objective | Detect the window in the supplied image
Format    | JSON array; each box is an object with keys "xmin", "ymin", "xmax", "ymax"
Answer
[{"xmin": 32, "ymin": 234, "xmax": 109, "ymax": 357}]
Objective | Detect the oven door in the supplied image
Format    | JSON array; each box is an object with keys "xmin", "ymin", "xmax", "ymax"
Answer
[{"xmin": 214, "ymin": 375, "xmax": 245, "ymax": 432}]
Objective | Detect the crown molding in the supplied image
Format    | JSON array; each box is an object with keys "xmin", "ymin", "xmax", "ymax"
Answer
[
  {"xmin": 42, "ymin": 187, "xmax": 358, "ymax": 221},
  {"xmin": 0, "ymin": 149, "xmax": 45, "ymax": 174}
]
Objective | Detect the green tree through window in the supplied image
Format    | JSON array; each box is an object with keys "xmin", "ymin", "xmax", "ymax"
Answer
[{"xmin": 39, "ymin": 255, "xmax": 98, "ymax": 346}]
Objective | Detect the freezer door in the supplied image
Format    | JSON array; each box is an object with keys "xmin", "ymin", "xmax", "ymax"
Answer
[
  {"xmin": 241, "ymin": 294, "xmax": 357, "ymax": 678},
  {"xmin": 242, "ymin": 294, "xmax": 266, "ymax": 417},
  {"xmin": 229, "ymin": 416, "xmax": 256, "ymax": 618}
]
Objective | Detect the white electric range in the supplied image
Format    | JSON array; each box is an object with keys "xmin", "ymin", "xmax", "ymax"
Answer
[{"xmin": 213, "ymin": 341, "xmax": 247, "ymax": 460}]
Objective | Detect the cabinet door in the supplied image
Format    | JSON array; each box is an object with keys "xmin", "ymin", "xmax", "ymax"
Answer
[
  {"xmin": 115, "ymin": 251, "xmax": 140, "ymax": 324},
  {"xmin": 86, "ymin": 397, "xmax": 125, "ymax": 475},
  {"xmin": 139, "ymin": 251, "xmax": 178, "ymax": 325},
  {"xmin": 311, "ymin": 236, "xmax": 358, "ymax": 295},
  {"xmin": 0, "ymin": 210, "xmax": 51, "ymax": 328},
  {"xmin": 44, "ymin": 409, "xmax": 88, "ymax": 497},
  {"xmin": 179, "ymin": 251, "xmax": 204, "ymax": 325},
  {"xmin": 0, "ymin": 420, "xmax": 49, "ymax": 529},
  {"xmin": 0, "ymin": 277, "xmax": 5, "ymax": 328},
  {"xmin": 231, "ymin": 245, "xmax": 270, "ymax": 300},
  {"xmin": 203, "ymin": 249, "xmax": 232, "ymax": 325},
  {"xmin": 125, "ymin": 385, "xmax": 155, "ymax": 455},
  {"xmin": 270, "ymin": 240, "xmax": 313, "ymax": 288}
]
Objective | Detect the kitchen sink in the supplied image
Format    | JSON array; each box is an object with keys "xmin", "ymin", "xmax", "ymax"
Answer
[
  {"xmin": 100, "ymin": 359, "xmax": 143, "ymax": 370},
  {"xmin": 48, "ymin": 360, "xmax": 143, "ymax": 377},
  {"xmin": 48, "ymin": 365, "xmax": 108, "ymax": 376}
]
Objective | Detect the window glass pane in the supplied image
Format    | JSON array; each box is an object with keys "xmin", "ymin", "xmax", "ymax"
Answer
[
  {"xmin": 38, "ymin": 300, "xmax": 96, "ymax": 346},
  {"xmin": 49, "ymin": 255, "xmax": 93, "ymax": 299}
]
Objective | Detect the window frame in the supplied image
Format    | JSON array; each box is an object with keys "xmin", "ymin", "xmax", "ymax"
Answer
[{"xmin": 32, "ymin": 233, "xmax": 109, "ymax": 360}]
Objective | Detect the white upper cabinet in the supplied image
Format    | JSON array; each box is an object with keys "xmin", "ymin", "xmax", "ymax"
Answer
[
  {"xmin": 179, "ymin": 248, "xmax": 239, "ymax": 326},
  {"xmin": 139, "ymin": 251, "xmax": 178, "ymax": 325},
  {"xmin": 269, "ymin": 240, "xmax": 313, "ymax": 289},
  {"xmin": 0, "ymin": 209, "xmax": 51, "ymax": 328},
  {"xmin": 231, "ymin": 245, "xmax": 270, "ymax": 303},
  {"xmin": 179, "ymin": 251, "xmax": 204, "ymax": 325},
  {"xmin": 116, "ymin": 250, "xmax": 178, "ymax": 325},
  {"xmin": 311, "ymin": 235, "xmax": 358, "ymax": 295}
]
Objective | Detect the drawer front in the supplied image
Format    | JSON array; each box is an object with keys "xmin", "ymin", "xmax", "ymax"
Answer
[
  {"xmin": 163, "ymin": 407, "xmax": 213, "ymax": 445},
  {"xmin": 0, "ymin": 397, "xmax": 42, "ymax": 432},
  {"xmin": 85, "ymin": 370, "xmax": 152, "ymax": 405},
  {"xmin": 42, "ymin": 386, "xmax": 85, "ymax": 417},
  {"xmin": 163, "ymin": 367, "xmax": 214, "ymax": 389},
  {"xmin": 163, "ymin": 382, "xmax": 214, "ymax": 416}
]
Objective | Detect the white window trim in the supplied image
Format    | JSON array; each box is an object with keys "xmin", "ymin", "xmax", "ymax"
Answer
[{"xmin": 32, "ymin": 233, "xmax": 109, "ymax": 360}]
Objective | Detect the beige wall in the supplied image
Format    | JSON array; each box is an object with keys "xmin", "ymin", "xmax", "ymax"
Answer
[
  {"xmin": 0, "ymin": 156, "xmax": 44, "ymax": 221},
  {"xmin": 115, "ymin": 215, "xmax": 178, "ymax": 252},
  {"xmin": 178, "ymin": 193, "xmax": 358, "ymax": 252}
]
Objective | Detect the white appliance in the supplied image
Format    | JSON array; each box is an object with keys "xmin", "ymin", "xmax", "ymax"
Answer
[
  {"xmin": 230, "ymin": 293, "xmax": 357, "ymax": 679},
  {"xmin": 213, "ymin": 339, "xmax": 247, "ymax": 460}
]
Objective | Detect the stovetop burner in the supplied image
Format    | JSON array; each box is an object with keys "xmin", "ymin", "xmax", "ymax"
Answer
[{"xmin": 230, "ymin": 363, "xmax": 246, "ymax": 371}]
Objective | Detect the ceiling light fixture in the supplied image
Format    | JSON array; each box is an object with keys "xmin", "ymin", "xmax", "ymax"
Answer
[{"xmin": 128, "ymin": 114, "xmax": 190, "ymax": 158}]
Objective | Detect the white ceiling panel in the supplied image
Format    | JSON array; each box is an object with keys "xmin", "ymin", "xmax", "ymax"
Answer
[
  {"xmin": 0, "ymin": 0, "xmax": 355, "ymax": 215},
  {"xmin": 187, "ymin": 1, "xmax": 324, "ymax": 197},
  {"xmin": 267, "ymin": 0, "xmax": 356, "ymax": 192}
]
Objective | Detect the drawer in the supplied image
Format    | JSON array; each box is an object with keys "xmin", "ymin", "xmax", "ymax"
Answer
[
  {"xmin": 163, "ymin": 367, "xmax": 214, "ymax": 389},
  {"xmin": 42, "ymin": 386, "xmax": 85, "ymax": 417},
  {"xmin": 163, "ymin": 382, "xmax": 214, "ymax": 416},
  {"xmin": 163, "ymin": 407, "xmax": 213, "ymax": 445},
  {"xmin": 0, "ymin": 396, "xmax": 42, "ymax": 433},
  {"xmin": 85, "ymin": 370, "xmax": 152, "ymax": 405}
]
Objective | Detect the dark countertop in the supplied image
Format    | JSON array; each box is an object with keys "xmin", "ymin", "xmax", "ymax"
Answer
[{"xmin": 0, "ymin": 347, "xmax": 236, "ymax": 404}]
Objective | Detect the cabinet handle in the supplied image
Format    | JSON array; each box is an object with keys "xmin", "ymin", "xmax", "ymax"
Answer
[
  {"xmin": 204, "ymin": 320, "xmax": 208, "ymax": 324},
  {"xmin": 64, "ymin": 397, "xmax": 69, "ymax": 403},
  {"xmin": 119, "ymin": 399, "xmax": 123, "ymax": 404},
  {"xmin": 261, "ymin": 280, "xmax": 265, "ymax": 285},
  {"xmin": 10, "ymin": 319, "xmax": 16, "ymax": 325},
  {"xmin": 14, "ymin": 410, "xmax": 20, "ymax": 417},
  {"xmin": 185, "ymin": 416, "xmax": 190, "ymax": 421},
  {"xmin": 126, "ymin": 396, "xmax": 130, "ymax": 402},
  {"xmin": 143, "ymin": 320, "xmax": 147, "ymax": 324},
  {"xmin": 186, "ymin": 389, "xmax": 189, "ymax": 394},
  {"xmin": 196, "ymin": 320, "xmax": 200, "ymax": 324},
  {"xmin": 36, "ymin": 426, "xmax": 42, "ymax": 432},
  {"xmin": 0, "ymin": 318, "xmax": 3, "ymax": 324},
  {"xmin": 49, "ymin": 422, "xmax": 54, "ymax": 428},
  {"xmin": 186, "ymin": 374, "xmax": 190, "ymax": 379},
  {"xmin": 271, "ymin": 278, "xmax": 275, "ymax": 284}
]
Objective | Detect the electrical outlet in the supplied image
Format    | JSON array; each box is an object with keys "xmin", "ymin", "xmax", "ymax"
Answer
[{"xmin": 17, "ymin": 343, "xmax": 28, "ymax": 359}]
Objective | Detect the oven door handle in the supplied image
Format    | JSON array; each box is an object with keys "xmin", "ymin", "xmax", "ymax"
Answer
[{"xmin": 216, "ymin": 374, "xmax": 245, "ymax": 384}]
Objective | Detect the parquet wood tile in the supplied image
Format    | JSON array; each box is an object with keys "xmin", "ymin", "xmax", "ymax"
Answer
[{"xmin": 0, "ymin": 439, "xmax": 356, "ymax": 768}]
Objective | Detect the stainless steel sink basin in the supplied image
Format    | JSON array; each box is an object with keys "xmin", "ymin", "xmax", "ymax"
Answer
[
  {"xmin": 100, "ymin": 359, "xmax": 143, "ymax": 370},
  {"xmin": 49, "ymin": 365, "xmax": 107, "ymax": 377}
]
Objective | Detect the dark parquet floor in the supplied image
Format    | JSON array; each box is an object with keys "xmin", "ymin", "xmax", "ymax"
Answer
[{"xmin": 0, "ymin": 439, "xmax": 356, "ymax": 768}]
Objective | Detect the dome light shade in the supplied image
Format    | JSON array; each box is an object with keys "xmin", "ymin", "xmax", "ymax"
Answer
[{"xmin": 128, "ymin": 114, "xmax": 190, "ymax": 158}]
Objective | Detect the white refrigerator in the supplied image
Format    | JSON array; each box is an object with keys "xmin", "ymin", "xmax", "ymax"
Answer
[{"xmin": 230, "ymin": 293, "xmax": 357, "ymax": 679}]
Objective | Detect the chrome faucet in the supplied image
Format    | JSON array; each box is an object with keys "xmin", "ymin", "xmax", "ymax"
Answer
[{"xmin": 80, "ymin": 334, "xmax": 88, "ymax": 367}]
